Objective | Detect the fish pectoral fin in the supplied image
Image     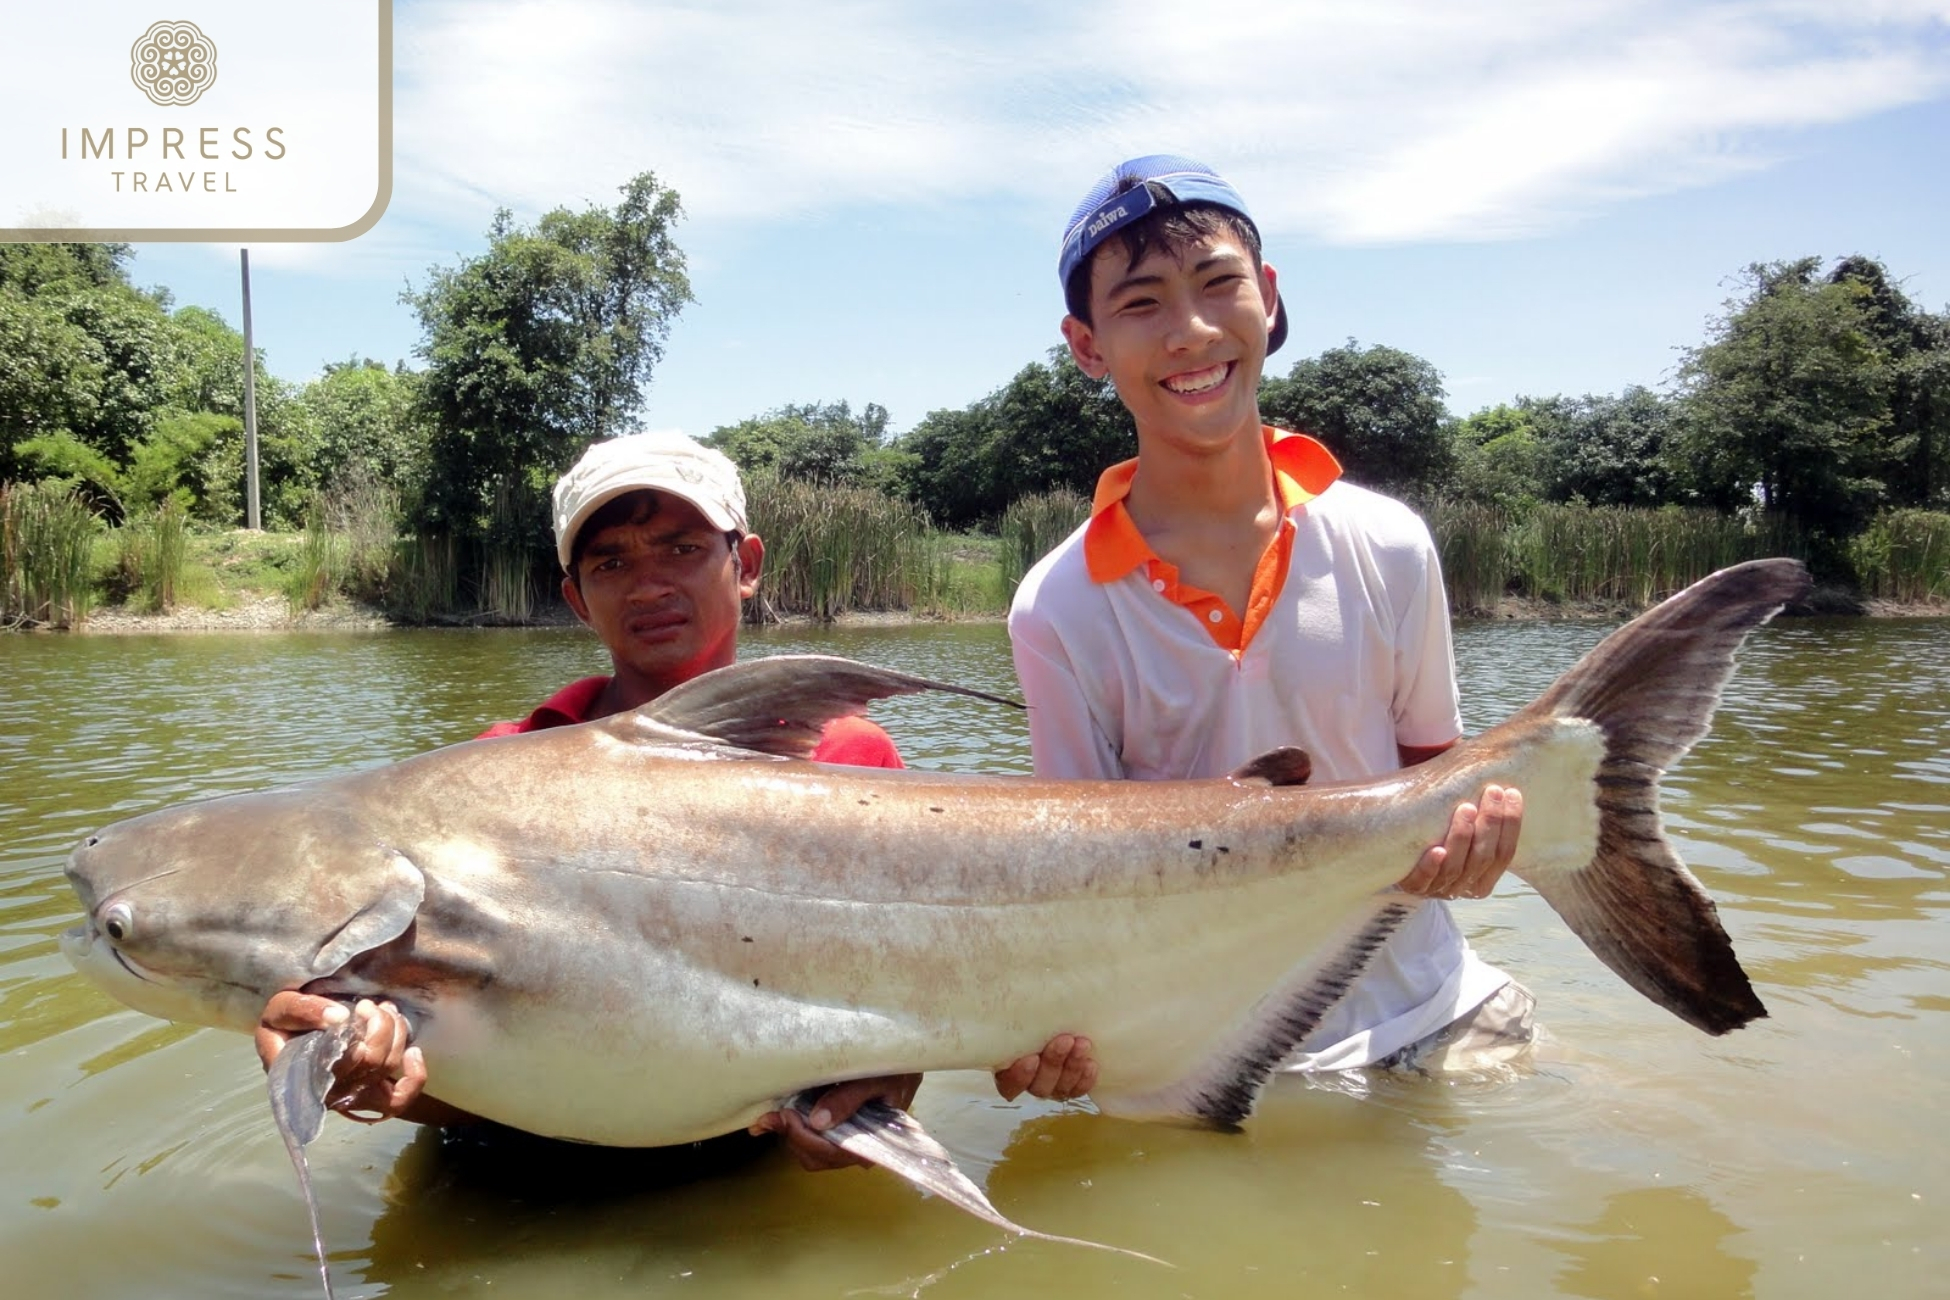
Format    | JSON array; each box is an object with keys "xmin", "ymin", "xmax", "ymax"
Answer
[
  {"xmin": 630, "ymin": 655, "xmax": 1021, "ymax": 759},
  {"xmin": 309, "ymin": 850, "xmax": 426, "ymax": 976},
  {"xmin": 267, "ymin": 1019, "xmax": 360, "ymax": 1148},
  {"xmin": 1229, "ymin": 746, "xmax": 1314, "ymax": 787},
  {"xmin": 785, "ymin": 1091, "xmax": 1169, "ymax": 1268},
  {"xmin": 267, "ymin": 1019, "xmax": 361, "ymax": 1300}
]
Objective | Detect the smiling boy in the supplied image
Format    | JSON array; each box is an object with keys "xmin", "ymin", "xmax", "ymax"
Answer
[{"xmin": 1009, "ymin": 157, "xmax": 1534, "ymax": 1074}]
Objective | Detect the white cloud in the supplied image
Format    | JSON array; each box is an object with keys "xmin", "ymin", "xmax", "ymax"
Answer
[{"xmin": 385, "ymin": 0, "xmax": 1948, "ymax": 245}]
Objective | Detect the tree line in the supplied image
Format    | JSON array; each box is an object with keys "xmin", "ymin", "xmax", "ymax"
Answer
[
  {"xmin": 717, "ymin": 256, "xmax": 1949, "ymax": 572},
  {"xmin": 5, "ymin": 169, "xmax": 1947, "ymax": 603}
]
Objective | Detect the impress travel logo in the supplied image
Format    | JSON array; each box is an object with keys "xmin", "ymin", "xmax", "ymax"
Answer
[
  {"xmin": 130, "ymin": 20, "xmax": 219, "ymax": 107},
  {"xmin": 1, "ymin": 2, "xmax": 392, "ymax": 242}
]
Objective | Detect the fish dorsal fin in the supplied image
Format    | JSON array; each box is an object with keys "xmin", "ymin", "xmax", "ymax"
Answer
[
  {"xmin": 309, "ymin": 850, "xmax": 425, "ymax": 976},
  {"xmin": 1229, "ymin": 746, "xmax": 1313, "ymax": 787},
  {"xmin": 630, "ymin": 654, "xmax": 1021, "ymax": 758}
]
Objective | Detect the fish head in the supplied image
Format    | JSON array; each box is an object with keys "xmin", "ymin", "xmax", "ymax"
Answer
[{"xmin": 60, "ymin": 788, "xmax": 426, "ymax": 1033}]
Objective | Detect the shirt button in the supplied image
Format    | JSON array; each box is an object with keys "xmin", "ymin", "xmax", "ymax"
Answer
[
  {"xmin": 1208, "ymin": 609, "xmax": 1223, "ymax": 623},
  {"xmin": 1152, "ymin": 579, "xmax": 1166, "ymax": 592}
]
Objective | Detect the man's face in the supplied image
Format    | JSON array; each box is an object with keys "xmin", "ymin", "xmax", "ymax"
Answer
[
  {"xmin": 561, "ymin": 491, "xmax": 764, "ymax": 695},
  {"xmin": 1061, "ymin": 230, "xmax": 1278, "ymax": 454}
]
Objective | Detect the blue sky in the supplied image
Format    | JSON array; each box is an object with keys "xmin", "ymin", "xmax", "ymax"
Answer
[{"xmin": 125, "ymin": 0, "xmax": 1950, "ymax": 438}]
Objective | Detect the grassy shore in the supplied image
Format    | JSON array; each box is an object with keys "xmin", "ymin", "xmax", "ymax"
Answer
[
  {"xmin": 61, "ymin": 532, "xmax": 1943, "ymax": 635},
  {"xmin": 7, "ymin": 484, "xmax": 1947, "ymax": 633},
  {"xmin": 52, "ymin": 527, "xmax": 1017, "ymax": 633}
]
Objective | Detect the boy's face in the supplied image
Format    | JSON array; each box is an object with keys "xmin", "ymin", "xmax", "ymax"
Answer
[
  {"xmin": 561, "ymin": 490, "xmax": 764, "ymax": 694},
  {"xmin": 1061, "ymin": 230, "xmax": 1278, "ymax": 454}
]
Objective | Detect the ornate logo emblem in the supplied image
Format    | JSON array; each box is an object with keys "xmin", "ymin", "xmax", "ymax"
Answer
[{"xmin": 130, "ymin": 21, "xmax": 218, "ymax": 107}]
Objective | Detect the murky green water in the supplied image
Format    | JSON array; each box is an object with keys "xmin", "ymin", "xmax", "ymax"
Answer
[{"xmin": 2, "ymin": 615, "xmax": 1945, "ymax": 1299}]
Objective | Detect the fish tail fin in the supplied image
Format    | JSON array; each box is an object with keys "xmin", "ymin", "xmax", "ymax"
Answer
[{"xmin": 1513, "ymin": 557, "xmax": 1809, "ymax": 1035}]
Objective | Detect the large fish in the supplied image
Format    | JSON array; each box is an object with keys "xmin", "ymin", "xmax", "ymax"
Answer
[{"xmin": 61, "ymin": 559, "xmax": 1806, "ymax": 1290}]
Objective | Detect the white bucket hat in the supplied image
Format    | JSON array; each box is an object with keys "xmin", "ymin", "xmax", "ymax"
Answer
[{"xmin": 551, "ymin": 432, "xmax": 749, "ymax": 570}]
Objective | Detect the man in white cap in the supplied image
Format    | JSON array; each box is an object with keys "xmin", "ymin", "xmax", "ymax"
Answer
[{"xmin": 256, "ymin": 433, "xmax": 1094, "ymax": 1171}]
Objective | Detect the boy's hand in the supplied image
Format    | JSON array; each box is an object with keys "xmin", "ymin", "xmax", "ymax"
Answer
[
  {"xmin": 1397, "ymin": 784, "xmax": 1523, "ymax": 900},
  {"xmin": 255, "ymin": 991, "xmax": 431, "ymax": 1123},
  {"xmin": 994, "ymin": 1033, "xmax": 1098, "ymax": 1102},
  {"xmin": 750, "ymin": 1074, "xmax": 923, "ymax": 1171}
]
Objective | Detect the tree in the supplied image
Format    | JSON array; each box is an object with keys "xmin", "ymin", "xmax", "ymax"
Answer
[
  {"xmin": 1259, "ymin": 341, "xmax": 1452, "ymax": 498},
  {"xmin": 1675, "ymin": 259, "xmax": 1895, "ymax": 539},
  {"xmin": 1532, "ymin": 387, "xmax": 1680, "ymax": 508},
  {"xmin": 898, "ymin": 404, "xmax": 1004, "ymax": 529},
  {"xmin": 300, "ymin": 358, "xmax": 428, "ymax": 503},
  {"xmin": 1451, "ymin": 403, "xmax": 1545, "ymax": 513},
  {"xmin": 406, "ymin": 172, "xmax": 693, "ymax": 538},
  {"xmin": 1827, "ymin": 256, "xmax": 1950, "ymax": 510},
  {"xmin": 897, "ymin": 349, "xmax": 1132, "ymax": 529},
  {"xmin": 706, "ymin": 401, "xmax": 888, "ymax": 485},
  {"xmin": 0, "ymin": 242, "xmax": 133, "ymax": 296},
  {"xmin": 0, "ymin": 294, "xmax": 105, "ymax": 480}
]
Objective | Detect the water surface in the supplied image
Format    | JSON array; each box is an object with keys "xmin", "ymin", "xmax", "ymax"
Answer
[{"xmin": 2, "ymin": 615, "xmax": 1945, "ymax": 1298}]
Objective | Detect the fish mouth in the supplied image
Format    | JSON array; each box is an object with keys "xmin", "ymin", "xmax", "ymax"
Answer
[
  {"xmin": 59, "ymin": 920, "xmax": 162, "ymax": 987},
  {"xmin": 58, "ymin": 922, "xmax": 90, "ymax": 961},
  {"xmin": 111, "ymin": 946, "xmax": 162, "ymax": 985}
]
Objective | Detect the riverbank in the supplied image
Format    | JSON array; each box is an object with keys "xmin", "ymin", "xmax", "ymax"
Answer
[{"xmin": 51, "ymin": 587, "xmax": 1947, "ymax": 634}]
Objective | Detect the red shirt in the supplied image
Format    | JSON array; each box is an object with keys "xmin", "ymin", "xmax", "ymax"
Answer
[{"xmin": 477, "ymin": 675, "xmax": 905, "ymax": 768}]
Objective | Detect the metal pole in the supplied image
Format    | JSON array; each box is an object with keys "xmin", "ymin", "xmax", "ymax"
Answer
[{"xmin": 240, "ymin": 248, "xmax": 261, "ymax": 531}]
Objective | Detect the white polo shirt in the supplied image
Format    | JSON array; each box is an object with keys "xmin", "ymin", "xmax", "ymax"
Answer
[{"xmin": 1008, "ymin": 427, "xmax": 1509, "ymax": 1069}]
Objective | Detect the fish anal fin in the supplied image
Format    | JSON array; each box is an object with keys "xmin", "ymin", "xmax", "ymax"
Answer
[
  {"xmin": 1229, "ymin": 747, "xmax": 1313, "ymax": 787},
  {"xmin": 789, "ymin": 1093, "xmax": 1170, "ymax": 1268},
  {"xmin": 1096, "ymin": 900, "xmax": 1414, "ymax": 1128}
]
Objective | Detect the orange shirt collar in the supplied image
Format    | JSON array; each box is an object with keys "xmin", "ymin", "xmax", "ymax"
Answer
[{"xmin": 1084, "ymin": 426, "xmax": 1342, "ymax": 583}]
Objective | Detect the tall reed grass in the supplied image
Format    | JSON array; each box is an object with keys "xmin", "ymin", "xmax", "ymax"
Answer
[
  {"xmin": 1, "ymin": 480, "xmax": 102, "ymax": 628},
  {"xmin": 1424, "ymin": 500, "xmax": 1510, "ymax": 614},
  {"xmin": 478, "ymin": 545, "xmax": 537, "ymax": 623},
  {"xmin": 745, "ymin": 475, "xmax": 938, "ymax": 620},
  {"xmin": 387, "ymin": 533, "xmax": 460, "ymax": 622},
  {"xmin": 1850, "ymin": 509, "xmax": 1950, "ymax": 603},
  {"xmin": 284, "ymin": 506, "xmax": 340, "ymax": 613},
  {"xmin": 321, "ymin": 470, "xmax": 402, "ymax": 605},
  {"xmin": 1501, "ymin": 505, "xmax": 1801, "ymax": 608},
  {"xmin": 998, "ymin": 490, "xmax": 1090, "ymax": 595},
  {"xmin": 112, "ymin": 499, "xmax": 191, "ymax": 612}
]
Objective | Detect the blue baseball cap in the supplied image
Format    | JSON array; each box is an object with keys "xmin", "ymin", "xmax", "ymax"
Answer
[{"xmin": 1058, "ymin": 154, "xmax": 1287, "ymax": 354}]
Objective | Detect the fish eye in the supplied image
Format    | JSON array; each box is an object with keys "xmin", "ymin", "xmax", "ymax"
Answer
[{"xmin": 103, "ymin": 902, "xmax": 134, "ymax": 944}]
